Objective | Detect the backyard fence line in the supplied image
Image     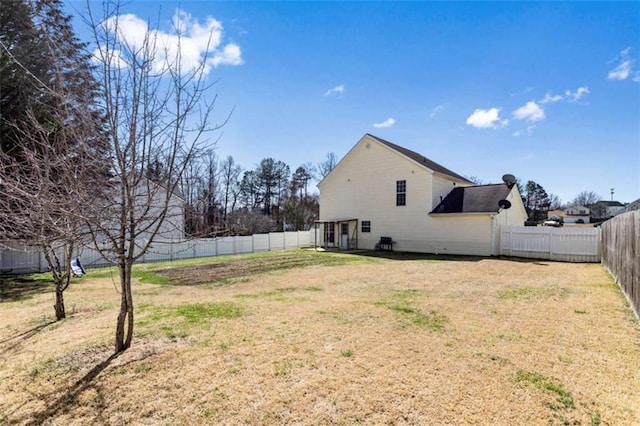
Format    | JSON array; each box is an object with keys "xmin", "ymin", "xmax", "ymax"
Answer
[
  {"xmin": 500, "ymin": 225, "xmax": 601, "ymax": 263},
  {"xmin": 601, "ymin": 211, "xmax": 639, "ymax": 321},
  {"xmin": 0, "ymin": 231, "xmax": 315, "ymax": 274}
]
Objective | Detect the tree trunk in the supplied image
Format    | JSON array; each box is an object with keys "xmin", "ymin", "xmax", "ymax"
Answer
[
  {"xmin": 43, "ymin": 243, "xmax": 69, "ymax": 321},
  {"xmin": 115, "ymin": 259, "xmax": 134, "ymax": 353},
  {"xmin": 54, "ymin": 284, "xmax": 66, "ymax": 320}
]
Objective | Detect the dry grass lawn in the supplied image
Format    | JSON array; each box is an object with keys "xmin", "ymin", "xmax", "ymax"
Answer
[{"xmin": 0, "ymin": 250, "xmax": 639, "ymax": 425}]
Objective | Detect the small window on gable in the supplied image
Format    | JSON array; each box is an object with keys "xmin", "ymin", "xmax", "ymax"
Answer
[
  {"xmin": 362, "ymin": 220, "xmax": 371, "ymax": 233},
  {"xmin": 396, "ymin": 180, "xmax": 406, "ymax": 206}
]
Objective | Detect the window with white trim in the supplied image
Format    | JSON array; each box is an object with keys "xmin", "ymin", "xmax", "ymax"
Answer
[{"xmin": 396, "ymin": 180, "xmax": 406, "ymax": 206}]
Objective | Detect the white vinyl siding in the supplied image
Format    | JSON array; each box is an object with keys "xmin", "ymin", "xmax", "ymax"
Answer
[{"xmin": 318, "ymin": 135, "xmax": 528, "ymax": 256}]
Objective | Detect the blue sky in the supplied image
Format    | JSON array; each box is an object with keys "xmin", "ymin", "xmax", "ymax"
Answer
[{"xmin": 66, "ymin": 1, "xmax": 640, "ymax": 204}]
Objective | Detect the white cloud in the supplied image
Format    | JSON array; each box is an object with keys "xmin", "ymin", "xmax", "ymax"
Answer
[
  {"xmin": 540, "ymin": 92, "xmax": 563, "ymax": 104},
  {"xmin": 373, "ymin": 118, "xmax": 396, "ymax": 128},
  {"xmin": 96, "ymin": 9, "xmax": 243, "ymax": 75},
  {"xmin": 608, "ymin": 48, "xmax": 639, "ymax": 82},
  {"xmin": 324, "ymin": 85, "xmax": 345, "ymax": 97},
  {"xmin": 608, "ymin": 60, "xmax": 632, "ymax": 80},
  {"xmin": 565, "ymin": 86, "xmax": 590, "ymax": 102},
  {"xmin": 512, "ymin": 125, "xmax": 536, "ymax": 137},
  {"xmin": 465, "ymin": 108, "xmax": 507, "ymax": 129},
  {"xmin": 429, "ymin": 105, "xmax": 444, "ymax": 118},
  {"xmin": 513, "ymin": 101, "xmax": 545, "ymax": 122}
]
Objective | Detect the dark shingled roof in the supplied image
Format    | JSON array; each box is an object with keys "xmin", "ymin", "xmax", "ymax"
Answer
[
  {"xmin": 431, "ymin": 184, "xmax": 512, "ymax": 214},
  {"xmin": 367, "ymin": 134, "xmax": 472, "ymax": 184},
  {"xmin": 594, "ymin": 201, "xmax": 625, "ymax": 207}
]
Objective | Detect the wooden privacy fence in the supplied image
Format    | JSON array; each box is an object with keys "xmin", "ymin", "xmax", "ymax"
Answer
[
  {"xmin": 601, "ymin": 211, "xmax": 639, "ymax": 320},
  {"xmin": 500, "ymin": 226, "xmax": 601, "ymax": 263},
  {"xmin": 0, "ymin": 231, "xmax": 314, "ymax": 274}
]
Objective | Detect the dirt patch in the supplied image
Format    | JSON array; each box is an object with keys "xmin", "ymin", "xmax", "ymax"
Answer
[
  {"xmin": 1, "ymin": 253, "xmax": 639, "ymax": 425},
  {"xmin": 154, "ymin": 252, "xmax": 361, "ymax": 285}
]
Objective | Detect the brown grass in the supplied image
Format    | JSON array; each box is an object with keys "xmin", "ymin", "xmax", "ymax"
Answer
[{"xmin": 1, "ymin": 251, "xmax": 639, "ymax": 425}]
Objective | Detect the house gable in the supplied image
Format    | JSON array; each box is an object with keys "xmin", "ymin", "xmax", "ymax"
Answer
[
  {"xmin": 318, "ymin": 134, "xmax": 474, "ymax": 215},
  {"xmin": 318, "ymin": 134, "xmax": 437, "ymax": 221}
]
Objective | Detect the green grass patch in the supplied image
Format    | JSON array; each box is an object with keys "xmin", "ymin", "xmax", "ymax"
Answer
[
  {"xmin": 515, "ymin": 370, "xmax": 575, "ymax": 410},
  {"xmin": 234, "ymin": 286, "xmax": 320, "ymax": 302},
  {"xmin": 0, "ymin": 275, "xmax": 54, "ymax": 302},
  {"xmin": 176, "ymin": 302, "xmax": 243, "ymax": 324},
  {"xmin": 166, "ymin": 249, "xmax": 370, "ymax": 270},
  {"xmin": 340, "ymin": 349, "xmax": 353, "ymax": 358},
  {"xmin": 376, "ymin": 290, "xmax": 446, "ymax": 331},
  {"xmin": 386, "ymin": 304, "xmax": 448, "ymax": 330},
  {"xmin": 132, "ymin": 269, "xmax": 168, "ymax": 285},
  {"xmin": 497, "ymin": 287, "xmax": 555, "ymax": 300},
  {"xmin": 137, "ymin": 302, "xmax": 244, "ymax": 338}
]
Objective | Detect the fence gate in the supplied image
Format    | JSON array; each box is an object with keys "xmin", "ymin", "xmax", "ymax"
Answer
[{"xmin": 500, "ymin": 225, "xmax": 601, "ymax": 263}]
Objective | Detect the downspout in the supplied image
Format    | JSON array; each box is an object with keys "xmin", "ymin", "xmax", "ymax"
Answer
[{"xmin": 490, "ymin": 213, "xmax": 497, "ymax": 256}]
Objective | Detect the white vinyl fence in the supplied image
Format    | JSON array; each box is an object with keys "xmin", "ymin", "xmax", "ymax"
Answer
[
  {"xmin": 1, "ymin": 226, "xmax": 603, "ymax": 274},
  {"xmin": 500, "ymin": 226, "xmax": 601, "ymax": 262},
  {"xmin": 0, "ymin": 231, "xmax": 314, "ymax": 274}
]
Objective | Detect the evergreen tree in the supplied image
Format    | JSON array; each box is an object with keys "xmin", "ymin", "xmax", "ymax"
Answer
[{"xmin": 0, "ymin": 0, "xmax": 47, "ymax": 157}]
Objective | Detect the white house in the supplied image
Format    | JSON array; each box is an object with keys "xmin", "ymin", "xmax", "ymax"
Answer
[
  {"xmin": 563, "ymin": 205, "xmax": 590, "ymax": 224},
  {"xmin": 317, "ymin": 134, "xmax": 527, "ymax": 256},
  {"xmin": 625, "ymin": 198, "xmax": 640, "ymax": 213},
  {"xmin": 591, "ymin": 201, "xmax": 626, "ymax": 219}
]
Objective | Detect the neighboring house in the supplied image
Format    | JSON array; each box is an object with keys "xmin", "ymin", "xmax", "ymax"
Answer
[
  {"xmin": 93, "ymin": 178, "xmax": 185, "ymax": 245},
  {"xmin": 317, "ymin": 134, "xmax": 527, "ymax": 256},
  {"xmin": 563, "ymin": 205, "xmax": 590, "ymax": 224},
  {"xmin": 625, "ymin": 198, "xmax": 640, "ymax": 213},
  {"xmin": 591, "ymin": 201, "xmax": 626, "ymax": 219}
]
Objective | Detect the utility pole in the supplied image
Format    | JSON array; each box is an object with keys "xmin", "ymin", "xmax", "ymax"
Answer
[{"xmin": 610, "ymin": 188, "xmax": 614, "ymax": 201}]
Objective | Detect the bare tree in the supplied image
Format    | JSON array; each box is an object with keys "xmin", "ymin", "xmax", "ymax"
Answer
[
  {"xmin": 548, "ymin": 193, "xmax": 563, "ymax": 210},
  {"xmin": 464, "ymin": 175, "xmax": 483, "ymax": 185},
  {"xmin": 220, "ymin": 155, "xmax": 241, "ymax": 224},
  {"xmin": 571, "ymin": 191, "xmax": 601, "ymax": 207},
  {"xmin": 317, "ymin": 152, "xmax": 338, "ymax": 179},
  {"xmin": 0, "ymin": 106, "xmax": 100, "ymax": 319},
  {"xmin": 85, "ymin": 2, "xmax": 229, "ymax": 352},
  {"xmin": 0, "ymin": 0, "xmax": 107, "ymax": 320}
]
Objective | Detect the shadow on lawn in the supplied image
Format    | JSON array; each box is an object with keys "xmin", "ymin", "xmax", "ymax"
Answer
[
  {"xmin": 0, "ymin": 275, "xmax": 52, "ymax": 302},
  {"xmin": 23, "ymin": 352, "xmax": 122, "ymax": 424},
  {"xmin": 15, "ymin": 343, "xmax": 171, "ymax": 424},
  {"xmin": 351, "ymin": 250, "xmax": 486, "ymax": 262},
  {"xmin": 0, "ymin": 320, "xmax": 56, "ymax": 356},
  {"xmin": 343, "ymin": 250, "xmax": 556, "ymax": 266}
]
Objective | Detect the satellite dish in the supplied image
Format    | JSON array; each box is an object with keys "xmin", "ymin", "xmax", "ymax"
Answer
[
  {"xmin": 498, "ymin": 199, "xmax": 512, "ymax": 210},
  {"xmin": 502, "ymin": 174, "xmax": 516, "ymax": 188}
]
